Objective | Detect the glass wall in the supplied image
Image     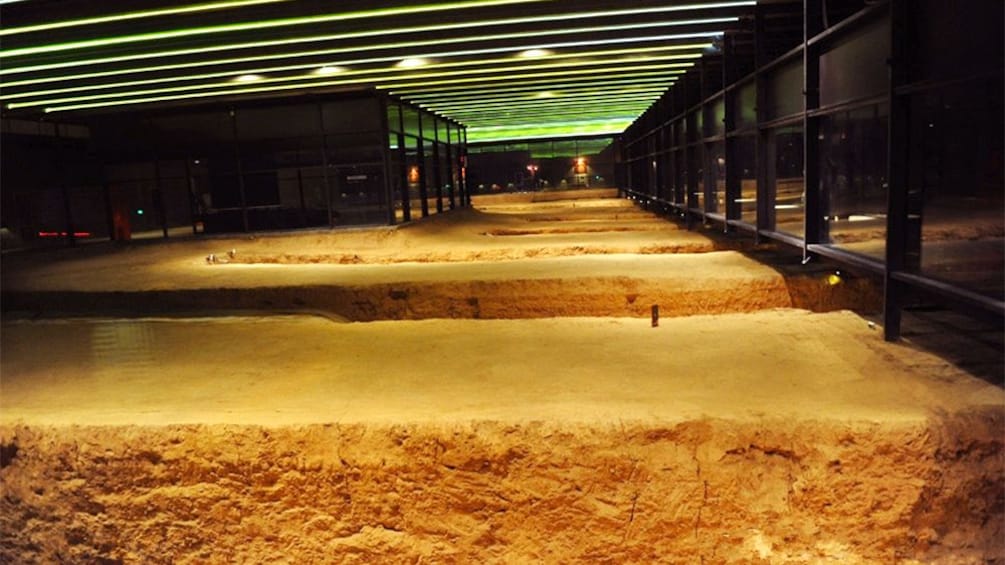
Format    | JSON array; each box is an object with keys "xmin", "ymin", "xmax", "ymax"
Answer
[
  {"xmin": 2, "ymin": 93, "xmax": 465, "ymax": 244},
  {"xmin": 771, "ymin": 125, "xmax": 804, "ymax": 235},
  {"xmin": 910, "ymin": 80, "xmax": 1004, "ymax": 300},
  {"xmin": 616, "ymin": 2, "xmax": 1002, "ymax": 336},
  {"xmin": 734, "ymin": 135, "xmax": 757, "ymax": 224},
  {"xmin": 820, "ymin": 104, "xmax": 889, "ymax": 259},
  {"xmin": 466, "ymin": 137, "xmax": 616, "ymax": 193}
]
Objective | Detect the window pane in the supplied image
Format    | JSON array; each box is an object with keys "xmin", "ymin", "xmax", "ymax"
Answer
[
  {"xmin": 912, "ymin": 80, "xmax": 1004, "ymax": 300},
  {"xmin": 765, "ymin": 59, "xmax": 803, "ymax": 120},
  {"xmin": 772, "ymin": 125, "xmax": 804, "ymax": 236},
  {"xmin": 821, "ymin": 104, "xmax": 889, "ymax": 259},
  {"xmin": 734, "ymin": 135, "xmax": 757, "ymax": 224},
  {"xmin": 819, "ymin": 15, "xmax": 890, "ymax": 107}
]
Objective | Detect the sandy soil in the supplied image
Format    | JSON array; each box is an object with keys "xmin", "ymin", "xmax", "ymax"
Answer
[{"xmin": 1, "ymin": 190, "xmax": 1002, "ymax": 563}]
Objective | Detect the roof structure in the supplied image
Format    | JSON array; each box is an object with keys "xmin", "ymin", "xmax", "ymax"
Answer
[{"xmin": 0, "ymin": 0, "xmax": 758, "ymax": 142}]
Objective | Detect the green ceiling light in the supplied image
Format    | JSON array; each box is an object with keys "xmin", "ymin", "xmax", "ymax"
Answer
[
  {"xmin": 405, "ymin": 84, "xmax": 675, "ymax": 106},
  {"xmin": 451, "ymin": 103, "xmax": 655, "ymax": 119},
  {"xmin": 379, "ymin": 62, "xmax": 690, "ymax": 90},
  {"xmin": 0, "ymin": 0, "xmax": 289, "ymax": 37},
  {"xmin": 9, "ymin": 55, "xmax": 693, "ymax": 109},
  {"xmin": 392, "ymin": 74, "xmax": 684, "ymax": 98},
  {"xmin": 429, "ymin": 94, "xmax": 662, "ymax": 113},
  {"xmin": 1, "ymin": 5, "xmax": 740, "ymax": 75},
  {"xmin": 465, "ymin": 118, "xmax": 637, "ymax": 143},
  {"xmin": 0, "ymin": 0, "xmax": 552, "ymax": 58}
]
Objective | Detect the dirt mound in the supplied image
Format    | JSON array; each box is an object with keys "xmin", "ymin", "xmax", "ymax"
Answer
[{"xmin": 2, "ymin": 414, "xmax": 1001, "ymax": 563}]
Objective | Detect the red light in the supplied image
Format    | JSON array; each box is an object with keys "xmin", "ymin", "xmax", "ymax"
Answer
[{"xmin": 38, "ymin": 231, "xmax": 92, "ymax": 238}]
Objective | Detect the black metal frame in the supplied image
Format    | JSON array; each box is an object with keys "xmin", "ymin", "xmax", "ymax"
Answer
[{"xmin": 618, "ymin": 0, "xmax": 1005, "ymax": 341}]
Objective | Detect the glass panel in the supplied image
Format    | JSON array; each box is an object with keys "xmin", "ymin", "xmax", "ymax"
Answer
[
  {"xmin": 423, "ymin": 138, "xmax": 438, "ymax": 214},
  {"xmin": 705, "ymin": 97, "xmax": 726, "ymax": 138},
  {"xmin": 772, "ymin": 125, "xmax": 805, "ymax": 236},
  {"xmin": 693, "ymin": 110, "xmax": 704, "ymax": 141},
  {"xmin": 821, "ymin": 104, "xmax": 889, "ymax": 259},
  {"xmin": 404, "ymin": 135, "xmax": 423, "ymax": 214},
  {"xmin": 734, "ymin": 135, "xmax": 757, "ymax": 224},
  {"xmin": 333, "ymin": 164, "xmax": 386, "ymax": 226},
  {"xmin": 326, "ymin": 132, "xmax": 382, "ymax": 164},
  {"xmin": 912, "ymin": 79, "xmax": 1004, "ymax": 300},
  {"xmin": 910, "ymin": 0, "xmax": 1003, "ymax": 83},
  {"xmin": 819, "ymin": 15, "xmax": 890, "ymax": 107},
  {"xmin": 689, "ymin": 146, "xmax": 704, "ymax": 210},
  {"xmin": 322, "ymin": 98, "xmax": 380, "ymax": 134},
  {"xmin": 765, "ymin": 59, "xmax": 803, "ymax": 120},
  {"xmin": 236, "ymin": 104, "xmax": 320, "ymax": 140},
  {"xmin": 386, "ymin": 102, "xmax": 402, "ymax": 133},
  {"xmin": 707, "ymin": 142, "xmax": 726, "ymax": 213},
  {"xmin": 734, "ymin": 81, "xmax": 758, "ymax": 131},
  {"xmin": 421, "ymin": 113, "xmax": 437, "ymax": 142},
  {"xmin": 402, "ymin": 106, "xmax": 420, "ymax": 138},
  {"xmin": 674, "ymin": 150, "xmax": 686, "ymax": 205}
]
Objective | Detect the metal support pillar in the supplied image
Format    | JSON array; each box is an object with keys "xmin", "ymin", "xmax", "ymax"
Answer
[
  {"xmin": 230, "ymin": 109, "xmax": 250, "ymax": 232},
  {"xmin": 153, "ymin": 158, "xmax": 169, "ymax": 238},
  {"xmin": 378, "ymin": 95, "xmax": 396, "ymax": 226},
  {"xmin": 723, "ymin": 33, "xmax": 740, "ymax": 227},
  {"xmin": 317, "ymin": 102, "xmax": 335, "ymax": 228},
  {"xmin": 884, "ymin": 0, "xmax": 910, "ymax": 341},
  {"xmin": 803, "ymin": 0, "xmax": 824, "ymax": 258},
  {"xmin": 416, "ymin": 110, "xmax": 429, "ymax": 217},
  {"xmin": 754, "ymin": 5, "xmax": 772, "ymax": 240}
]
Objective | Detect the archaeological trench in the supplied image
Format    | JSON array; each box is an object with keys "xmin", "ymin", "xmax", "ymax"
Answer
[{"xmin": 2, "ymin": 191, "xmax": 1002, "ymax": 563}]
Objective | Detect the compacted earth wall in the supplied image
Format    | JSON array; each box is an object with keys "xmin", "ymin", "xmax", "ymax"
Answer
[{"xmin": 2, "ymin": 415, "xmax": 1003, "ymax": 564}]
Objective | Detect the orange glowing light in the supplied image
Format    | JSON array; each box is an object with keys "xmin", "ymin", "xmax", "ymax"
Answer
[{"xmin": 408, "ymin": 165, "xmax": 420, "ymax": 183}]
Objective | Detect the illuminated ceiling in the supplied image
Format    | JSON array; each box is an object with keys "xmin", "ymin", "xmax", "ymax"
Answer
[{"xmin": 0, "ymin": 0, "xmax": 754, "ymax": 143}]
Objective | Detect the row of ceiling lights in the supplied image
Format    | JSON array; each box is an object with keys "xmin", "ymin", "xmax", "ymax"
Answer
[{"xmin": 229, "ymin": 47, "xmax": 554, "ymax": 83}]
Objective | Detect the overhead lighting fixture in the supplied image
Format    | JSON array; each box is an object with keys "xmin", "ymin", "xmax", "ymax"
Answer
[
  {"xmin": 518, "ymin": 49, "xmax": 553, "ymax": 58},
  {"xmin": 535, "ymin": 91, "xmax": 558, "ymax": 98},
  {"xmin": 0, "ymin": 0, "xmax": 287, "ymax": 37},
  {"xmin": 396, "ymin": 57, "xmax": 430, "ymax": 68},
  {"xmin": 0, "ymin": 0, "xmax": 552, "ymax": 58},
  {"xmin": 15, "ymin": 56, "xmax": 692, "ymax": 110},
  {"xmin": 3, "ymin": 44, "xmax": 700, "ymax": 102},
  {"xmin": 232, "ymin": 73, "xmax": 263, "ymax": 82},
  {"xmin": 313, "ymin": 65, "xmax": 346, "ymax": 75},
  {"xmin": 1, "ymin": 6, "xmax": 735, "ymax": 75}
]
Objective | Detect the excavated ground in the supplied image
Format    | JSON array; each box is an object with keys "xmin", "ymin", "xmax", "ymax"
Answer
[{"xmin": 1, "ymin": 189, "xmax": 1002, "ymax": 563}]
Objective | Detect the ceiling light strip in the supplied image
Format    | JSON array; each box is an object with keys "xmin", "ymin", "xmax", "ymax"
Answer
[
  {"xmin": 10, "ymin": 57, "xmax": 693, "ymax": 109},
  {"xmin": 378, "ymin": 64, "xmax": 689, "ymax": 91},
  {"xmin": 0, "ymin": 4, "xmax": 739, "ymax": 74},
  {"xmin": 426, "ymin": 94, "xmax": 663, "ymax": 113},
  {"xmin": 0, "ymin": 29, "xmax": 718, "ymax": 89},
  {"xmin": 0, "ymin": 0, "xmax": 289, "ymax": 37},
  {"xmin": 39, "ymin": 64, "xmax": 676, "ymax": 113},
  {"xmin": 391, "ymin": 74, "xmax": 683, "ymax": 99},
  {"xmin": 1, "ymin": 0, "xmax": 552, "ymax": 58},
  {"xmin": 409, "ymin": 88, "xmax": 673, "ymax": 110},
  {"xmin": 2, "ymin": 46, "xmax": 701, "ymax": 101},
  {"xmin": 453, "ymin": 104, "xmax": 655, "ymax": 121}
]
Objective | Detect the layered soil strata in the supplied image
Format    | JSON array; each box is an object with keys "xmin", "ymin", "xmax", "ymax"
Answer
[{"xmin": 1, "ymin": 191, "xmax": 1000, "ymax": 563}]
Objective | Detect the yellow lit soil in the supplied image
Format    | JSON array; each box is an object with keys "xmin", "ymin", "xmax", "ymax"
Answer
[{"xmin": 1, "ymin": 190, "xmax": 1002, "ymax": 563}]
